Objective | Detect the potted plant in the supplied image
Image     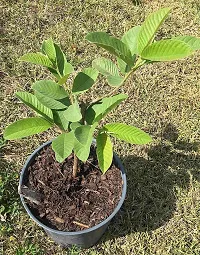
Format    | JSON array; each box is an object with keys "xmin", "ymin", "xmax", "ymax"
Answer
[{"xmin": 3, "ymin": 8, "xmax": 199, "ymax": 248}]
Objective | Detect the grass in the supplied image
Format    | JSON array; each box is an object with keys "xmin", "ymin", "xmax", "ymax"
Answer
[{"xmin": 0, "ymin": 0, "xmax": 200, "ymax": 254}]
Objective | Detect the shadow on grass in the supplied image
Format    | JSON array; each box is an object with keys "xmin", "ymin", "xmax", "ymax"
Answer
[
  {"xmin": 101, "ymin": 138, "xmax": 200, "ymax": 242},
  {"xmin": 131, "ymin": 0, "xmax": 142, "ymax": 6}
]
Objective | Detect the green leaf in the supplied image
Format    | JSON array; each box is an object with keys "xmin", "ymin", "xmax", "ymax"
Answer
[
  {"xmin": 92, "ymin": 58, "xmax": 120, "ymax": 77},
  {"xmin": 15, "ymin": 92, "xmax": 53, "ymax": 122},
  {"xmin": 32, "ymin": 80, "xmax": 70, "ymax": 109},
  {"xmin": 86, "ymin": 32, "xmax": 133, "ymax": 65},
  {"xmin": 54, "ymin": 43, "xmax": 74, "ymax": 76},
  {"xmin": 63, "ymin": 101, "xmax": 82, "ymax": 122},
  {"xmin": 41, "ymin": 38, "xmax": 56, "ymax": 63},
  {"xmin": 92, "ymin": 57, "xmax": 124, "ymax": 86},
  {"xmin": 63, "ymin": 62, "xmax": 74, "ymax": 76},
  {"xmin": 32, "ymin": 80, "xmax": 68, "ymax": 99},
  {"xmin": 35, "ymin": 91, "xmax": 70, "ymax": 110},
  {"xmin": 52, "ymin": 109, "xmax": 69, "ymax": 130},
  {"xmin": 19, "ymin": 53, "xmax": 54, "ymax": 68},
  {"xmin": 107, "ymin": 75, "xmax": 124, "ymax": 87},
  {"xmin": 73, "ymin": 139, "xmax": 91, "ymax": 162},
  {"xmin": 74, "ymin": 125, "xmax": 91, "ymax": 145},
  {"xmin": 83, "ymin": 67, "xmax": 99, "ymax": 80},
  {"xmin": 173, "ymin": 35, "xmax": 200, "ymax": 51},
  {"xmin": 57, "ymin": 74, "xmax": 70, "ymax": 85},
  {"xmin": 103, "ymin": 123, "xmax": 152, "ymax": 144},
  {"xmin": 85, "ymin": 94, "xmax": 128, "ymax": 125},
  {"xmin": 122, "ymin": 26, "xmax": 141, "ymax": 55},
  {"xmin": 117, "ymin": 57, "xmax": 132, "ymax": 74},
  {"xmin": 47, "ymin": 67, "xmax": 60, "ymax": 79},
  {"xmin": 72, "ymin": 67, "xmax": 99, "ymax": 94},
  {"xmin": 70, "ymin": 122, "xmax": 82, "ymax": 131},
  {"xmin": 96, "ymin": 132, "xmax": 113, "ymax": 174},
  {"xmin": 117, "ymin": 26, "xmax": 140, "ymax": 74},
  {"xmin": 73, "ymin": 124, "xmax": 96, "ymax": 162},
  {"xmin": 138, "ymin": 7, "xmax": 171, "ymax": 54},
  {"xmin": 141, "ymin": 39, "xmax": 193, "ymax": 61},
  {"xmin": 52, "ymin": 132, "xmax": 74, "ymax": 162},
  {"xmin": 4, "ymin": 117, "xmax": 52, "ymax": 140}
]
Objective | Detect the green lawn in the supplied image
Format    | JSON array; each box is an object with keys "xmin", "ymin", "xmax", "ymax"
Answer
[{"xmin": 0, "ymin": 0, "xmax": 200, "ymax": 254}]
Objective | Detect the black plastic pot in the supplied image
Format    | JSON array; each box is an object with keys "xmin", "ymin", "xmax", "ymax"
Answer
[{"xmin": 19, "ymin": 140, "xmax": 127, "ymax": 248}]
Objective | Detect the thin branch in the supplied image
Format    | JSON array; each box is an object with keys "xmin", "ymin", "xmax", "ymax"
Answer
[
  {"xmin": 86, "ymin": 160, "xmax": 100, "ymax": 170},
  {"xmin": 73, "ymin": 221, "xmax": 89, "ymax": 229},
  {"xmin": 72, "ymin": 153, "xmax": 79, "ymax": 178}
]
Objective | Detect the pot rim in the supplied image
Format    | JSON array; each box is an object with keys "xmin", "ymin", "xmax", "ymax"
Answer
[{"xmin": 19, "ymin": 140, "xmax": 127, "ymax": 236}]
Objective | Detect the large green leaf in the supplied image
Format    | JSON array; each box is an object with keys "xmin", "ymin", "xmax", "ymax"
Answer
[
  {"xmin": 122, "ymin": 26, "xmax": 141, "ymax": 55},
  {"xmin": 63, "ymin": 101, "xmax": 82, "ymax": 122},
  {"xmin": 32, "ymin": 80, "xmax": 68, "ymax": 99},
  {"xmin": 138, "ymin": 8, "xmax": 171, "ymax": 54},
  {"xmin": 85, "ymin": 94, "xmax": 128, "ymax": 125},
  {"xmin": 35, "ymin": 91, "xmax": 70, "ymax": 110},
  {"xmin": 73, "ymin": 124, "xmax": 96, "ymax": 162},
  {"xmin": 15, "ymin": 92, "xmax": 53, "ymax": 122},
  {"xmin": 86, "ymin": 32, "xmax": 133, "ymax": 65},
  {"xmin": 141, "ymin": 39, "xmax": 193, "ymax": 61},
  {"xmin": 96, "ymin": 132, "xmax": 113, "ymax": 174},
  {"xmin": 41, "ymin": 38, "xmax": 56, "ymax": 63},
  {"xmin": 74, "ymin": 125, "xmax": 91, "ymax": 145},
  {"xmin": 19, "ymin": 53, "xmax": 54, "ymax": 68},
  {"xmin": 74, "ymin": 138, "xmax": 91, "ymax": 162},
  {"xmin": 32, "ymin": 80, "xmax": 70, "ymax": 109},
  {"xmin": 173, "ymin": 35, "xmax": 200, "ymax": 51},
  {"xmin": 52, "ymin": 132, "xmax": 74, "ymax": 162},
  {"xmin": 52, "ymin": 109, "xmax": 69, "ymax": 130},
  {"xmin": 72, "ymin": 67, "xmax": 98, "ymax": 94},
  {"xmin": 103, "ymin": 123, "xmax": 152, "ymax": 144},
  {"xmin": 54, "ymin": 43, "xmax": 74, "ymax": 76},
  {"xmin": 3, "ymin": 117, "xmax": 52, "ymax": 140}
]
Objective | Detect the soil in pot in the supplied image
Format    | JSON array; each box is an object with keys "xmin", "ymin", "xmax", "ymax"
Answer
[{"xmin": 24, "ymin": 144, "xmax": 123, "ymax": 232}]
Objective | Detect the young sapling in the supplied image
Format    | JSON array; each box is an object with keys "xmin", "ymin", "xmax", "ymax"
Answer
[{"xmin": 3, "ymin": 7, "xmax": 200, "ymax": 177}]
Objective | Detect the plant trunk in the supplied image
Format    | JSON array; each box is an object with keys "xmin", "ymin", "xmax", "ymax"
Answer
[{"xmin": 72, "ymin": 153, "xmax": 79, "ymax": 178}]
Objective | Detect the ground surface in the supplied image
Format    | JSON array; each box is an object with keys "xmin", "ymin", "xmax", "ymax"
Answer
[{"xmin": 0, "ymin": 0, "xmax": 200, "ymax": 254}]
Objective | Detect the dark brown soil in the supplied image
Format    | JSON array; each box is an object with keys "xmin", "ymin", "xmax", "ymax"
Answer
[{"xmin": 25, "ymin": 145, "xmax": 123, "ymax": 232}]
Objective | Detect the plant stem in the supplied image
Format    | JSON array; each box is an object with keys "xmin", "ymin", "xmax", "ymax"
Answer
[
  {"xmin": 62, "ymin": 79, "xmax": 78, "ymax": 178},
  {"xmin": 72, "ymin": 153, "xmax": 79, "ymax": 178},
  {"xmin": 71, "ymin": 100, "xmax": 88, "ymax": 178}
]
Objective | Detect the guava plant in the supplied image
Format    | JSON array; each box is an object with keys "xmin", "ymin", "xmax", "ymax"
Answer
[{"xmin": 3, "ymin": 8, "xmax": 200, "ymax": 177}]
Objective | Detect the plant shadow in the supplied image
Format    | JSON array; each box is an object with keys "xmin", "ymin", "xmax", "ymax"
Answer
[
  {"xmin": 131, "ymin": 0, "xmax": 142, "ymax": 6},
  {"xmin": 100, "ymin": 131, "xmax": 199, "ymax": 242}
]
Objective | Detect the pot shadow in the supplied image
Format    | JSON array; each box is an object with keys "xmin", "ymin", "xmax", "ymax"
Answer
[{"xmin": 100, "ymin": 128, "xmax": 200, "ymax": 243}]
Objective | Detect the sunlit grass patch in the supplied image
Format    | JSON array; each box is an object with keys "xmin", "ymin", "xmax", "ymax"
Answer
[{"xmin": 1, "ymin": 0, "xmax": 200, "ymax": 254}]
